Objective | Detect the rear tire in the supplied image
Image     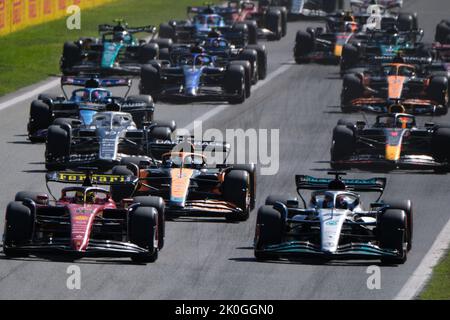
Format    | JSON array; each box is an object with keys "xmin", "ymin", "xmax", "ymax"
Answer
[
  {"xmin": 245, "ymin": 20, "xmax": 258, "ymax": 45},
  {"xmin": 110, "ymin": 166, "xmax": 135, "ymax": 202},
  {"xmin": 139, "ymin": 43, "xmax": 159, "ymax": 64},
  {"xmin": 331, "ymin": 125, "xmax": 354, "ymax": 163},
  {"xmin": 159, "ymin": 23, "xmax": 176, "ymax": 41},
  {"xmin": 341, "ymin": 74, "xmax": 363, "ymax": 111},
  {"xmin": 225, "ymin": 65, "xmax": 246, "ymax": 104},
  {"xmin": 28, "ymin": 100, "xmax": 51, "ymax": 141},
  {"xmin": 432, "ymin": 128, "xmax": 450, "ymax": 162},
  {"xmin": 61, "ymin": 42, "xmax": 81, "ymax": 73},
  {"xmin": 140, "ymin": 65, "xmax": 161, "ymax": 96},
  {"xmin": 294, "ymin": 31, "xmax": 314, "ymax": 63},
  {"xmin": 45, "ymin": 125, "xmax": 71, "ymax": 171},
  {"xmin": 247, "ymin": 44, "xmax": 267, "ymax": 80},
  {"xmin": 427, "ymin": 76, "xmax": 449, "ymax": 108},
  {"xmin": 266, "ymin": 9, "xmax": 282, "ymax": 41},
  {"xmin": 230, "ymin": 61, "xmax": 252, "ymax": 98}
]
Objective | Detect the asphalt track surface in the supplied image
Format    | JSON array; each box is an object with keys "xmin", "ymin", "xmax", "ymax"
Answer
[{"xmin": 0, "ymin": 0, "xmax": 449, "ymax": 299}]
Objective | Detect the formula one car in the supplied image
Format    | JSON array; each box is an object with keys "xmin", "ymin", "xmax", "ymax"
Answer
[
  {"xmin": 435, "ymin": 20, "xmax": 450, "ymax": 45},
  {"xmin": 294, "ymin": 12, "xmax": 362, "ymax": 64},
  {"xmin": 254, "ymin": 172, "xmax": 412, "ymax": 264},
  {"xmin": 2, "ymin": 171, "xmax": 165, "ymax": 262},
  {"xmin": 109, "ymin": 150, "xmax": 256, "ymax": 222},
  {"xmin": 222, "ymin": 1, "xmax": 288, "ymax": 41},
  {"xmin": 45, "ymin": 111, "xmax": 177, "ymax": 171},
  {"xmin": 61, "ymin": 20, "xmax": 172, "ymax": 76},
  {"xmin": 340, "ymin": 27, "xmax": 427, "ymax": 73},
  {"xmin": 28, "ymin": 76, "xmax": 155, "ymax": 142},
  {"xmin": 330, "ymin": 112, "xmax": 450, "ymax": 171},
  {"xmin": 341, "ymin": 62, "xmax": 448, "ymax": 114},
  {"xmin": 139, "ymin": 53, "xmax": 249, "ymax": 104},
  {"xmin": 158, "ymin": 6, "xmax": 253, "ymax": 46}
]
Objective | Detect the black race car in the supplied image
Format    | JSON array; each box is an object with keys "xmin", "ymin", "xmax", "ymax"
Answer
[
  {"xmin": 331, "ymin": 112, "xmax": 450, "ymax": 171},
  {"xmin": 61, "ymin": 20, "xmax": 172, "ymax": 76}
]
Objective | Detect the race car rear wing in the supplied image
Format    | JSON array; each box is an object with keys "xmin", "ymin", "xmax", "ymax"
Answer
[
  {"xmin": 46, "ymin": 171, "xmax": 138, "ymax": 186},
  {"xmin": 187, "ymin": 5, "xmax": 239, "ymax": 15},
  {"xmin": 148, "ymin": 137, "xmax": 231, "ymax": 162},
  {"xmin": 98, "ymin": 23, "xmax": 156, "ymax": 34},
  {"xmin": 60, "ymin": 76, "xmax": 132, "ymax": 98},
  {"xmin": 295, "ymin": 173, "xmax": 386, "ymax": 193}
]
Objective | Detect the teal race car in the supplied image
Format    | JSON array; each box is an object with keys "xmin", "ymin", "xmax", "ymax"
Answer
[{"xmin": 61, "ymin": 20, "xmax": 173, "ymax": 76}]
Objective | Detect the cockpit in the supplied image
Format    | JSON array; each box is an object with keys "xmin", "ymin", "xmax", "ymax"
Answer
[
  {"xmin": 381, "ymin": 64, "xmax": 416, "ymax": 77},
  {"xmin": 162, "ymin": 152, "xmax": 207, "ymax": 168},
  {"xmin": 71, "ymin": 89, "xmax": 112, "ymax": 103},
  {"xmin": 375, "ymin": 114, "xmax": 416, "ymax": 129},
  {"xmin": 194, "ymin": 14, "xmax": 224, "ymax": 28},
  {"xmin": 204, "ymin": 38, "xmax": 229, "ymax": 50},
  {"xmin": 309, "ymin": 191, "xmax": 360, "ymax": 210},
  {"xmin": 60, "ymin": 187, "xmax": 110, "ymax": 205},
  {"xmin": 178, "ymin": 53, "xmax": 213, "ymax": 67},
  {"xmin": 91, "ymin": 112, "xmax": 135, "ymax": 129}
]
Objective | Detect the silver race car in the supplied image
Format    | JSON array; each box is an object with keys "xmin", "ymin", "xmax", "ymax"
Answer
[{"xmin": 254, "ymin": 172, "xmax": 413, "ymax": 264}]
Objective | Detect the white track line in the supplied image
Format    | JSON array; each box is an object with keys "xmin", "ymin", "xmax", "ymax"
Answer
[
  {"xmin": 0, "ymin": 78, "xmax": 60, "ymax": 111},
  {"xmin": 395, "ymin": 218, "xmax": 450, "ymax": 300},
  {"xmin": 184, "ymin": 62, "xmax": 293, "ymax": 132}
]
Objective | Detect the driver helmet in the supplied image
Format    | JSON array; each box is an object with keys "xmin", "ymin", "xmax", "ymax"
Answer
[
  {"xmin": 322, "ymin": 194, "xmax": 334, "ymax": 209},
  {"xmin": 113, "ymin": 31, "xmax": 127, "ymax": 42},
  {"xmin": 392, "ymin": 51, "xmax": 405, "ymax": 63},
  {"xmin": 86, "ymin": 191, "xmax": 95, "ymax": 204},
  {"xmin": 75, "ymin": 191, "xmax": 84, "ymax": 203},
  {"xmin": 82, "ymin": 90, "xmax": 90, "ymax": 101},
  {"xmin": 92, "ymin": 90, "xmax": 102, "ymax": 102},
  {"xmin": 191, "ymin": 45, "xmax": 205, "ymax": 54},
  {"xmin": 336, "ymin": 194, "xmax": 349, "ymax": 209}
]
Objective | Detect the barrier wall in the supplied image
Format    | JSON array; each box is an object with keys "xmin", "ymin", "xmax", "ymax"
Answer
[{"xmin": 0, "ymin": 0, "xmax": 114, "ymax": 36}]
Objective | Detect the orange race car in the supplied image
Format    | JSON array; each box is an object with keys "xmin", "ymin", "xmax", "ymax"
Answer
[{"xmin": 341, "ymin": 62, "xmax": 449, "ymax": 114}]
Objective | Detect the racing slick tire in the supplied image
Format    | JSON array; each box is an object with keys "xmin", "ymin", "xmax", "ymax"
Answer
[
  {"xmin": 381, "ymin": 199, "xmax": 413, "ymax": 251},
  {"xmin": 129, "ymin": 206, "xmax": 159, "ymax": 263},
  {"xmin": 61, "ymin": 41, "xmax": 81, "ymax": 74},
  {"xmin": 431, "ymin": 128, "xmax": 450, "ymax": 164},
  {"xmin": 230, "ymin": 60, "xmax": 252, "ymax": 98},
  {"xmin": 152, "ymin": 120, "xmax": 176, "ymax": 132},
  {"xmin": 238, "ymin": 49, "xmax": 258, "ymax": 85},
  {"xmin": 272, "ymin": 6, "xmax": 288, "ymax": 37},
  {"xmin": 397, "ymin": 13, "xmax": 417, "ymax": 31},
  {"xmin": 266, "ymin": 9, "xmax": 282, "ymax": 41},
  {"xmin": 159, "ymin": 48, "xmax": 171, "ymax": 61},
  {"xmin": 294, "ymin": 31, "xmax": 314, "ymax": 64},
  {"xmin": 140, "ymin": 65, "xmax": 161, "ymax": 97},
  {"xmin": 139, "ymin": 43, "xmax": 159, "ymax": 64},
  {"xmin": 28, "ymin": 100, "xmax": 51, "ymax": 142},
  {"xmin": 125, "ymin": 95, "xmax": 155, "ymax": 128},
  {"xmin": 379, "ymin": 209, "xmax": 408, "ymax": 265},
  {"xmin": 223, "ymin": 170, "xmax": 251, "ymax": 222},
  {"xmin": 3, "ymin": 202, "xmax": 34, "ymax": 257},
  {"xmin": 110, "ymin": 166, "xmax": 135, "ymax": 202},
  {"xmin": 427, "ymin": 76, "xmax": 449, "ymax": 112},
  {"xmin": 38, "ymin": 93, "xmax": 60, "ymax": 103},
  {"xmin": 231, "ymin": 23, "xmax": 249, "ymax": 47},
  {"xmin": 244, "ymin": 20, "xmax": 258, "ymax": 45},
  {"xmin": 15, "ymin": 191, "xmax": 49, "ymax": 205},
  {"xmin": 225, "ymin": 65, "xmax": 246, "ymax": 104},
  {"xmin": 133, "ymin": 196, "xmax": 165, "ymax": 249},
  {"xmin": 229, "ymin": 164, "xmax": 256, "ymax": 210},
  {"xmin": 159, "ymin": 23, "xmax": 176, "ymax": 41},
  {"xmin": 151, "ymin": 38, "xmax": 173, "ymax": 51},
  {"xmin": 341, "ymin": 74, "xmax": 363, "ymax": 112},
  {"xmin": 435, "ymin": 20, "xmax": 450, "ymax": 43},
  {"xmin": 254, "ymin": 205, "xmax": 282, "ymax": 261},
  {"xmin": 45, "ymin": 125, "xmax": 71, "ymax": 171},
  {"xmin": 331, "ymin": 125, "xmax": 354, "ymax": 168},
  {"xmin": 247, "ymin": 44, "xmax": 268, "ymax": 80},
  {"xmin": 149, "ymin": 126, "xmax": 172, "ymax": 140}
]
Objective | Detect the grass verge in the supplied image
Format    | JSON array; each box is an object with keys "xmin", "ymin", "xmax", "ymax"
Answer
[
  {"xmin": 0, "ymin": 0, "xmax": 218, "ymax": 96},
  {"xmin": 420, "ymin": 248, "xmax": 450, "ymax": 300}
]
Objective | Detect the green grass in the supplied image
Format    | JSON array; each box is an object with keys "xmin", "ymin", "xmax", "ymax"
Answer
[
  {"xmin": 420, "ymin": 248, "xmax": 450, "ymax": 300},
  {"xmin": 0, "ymin": 0, "xmax": 218, "ymax": 96}
]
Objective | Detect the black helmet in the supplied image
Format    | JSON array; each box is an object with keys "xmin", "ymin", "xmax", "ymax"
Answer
[{"xmin": 191, "ymin": 45, "xmax": 205, "ymax": 54}]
